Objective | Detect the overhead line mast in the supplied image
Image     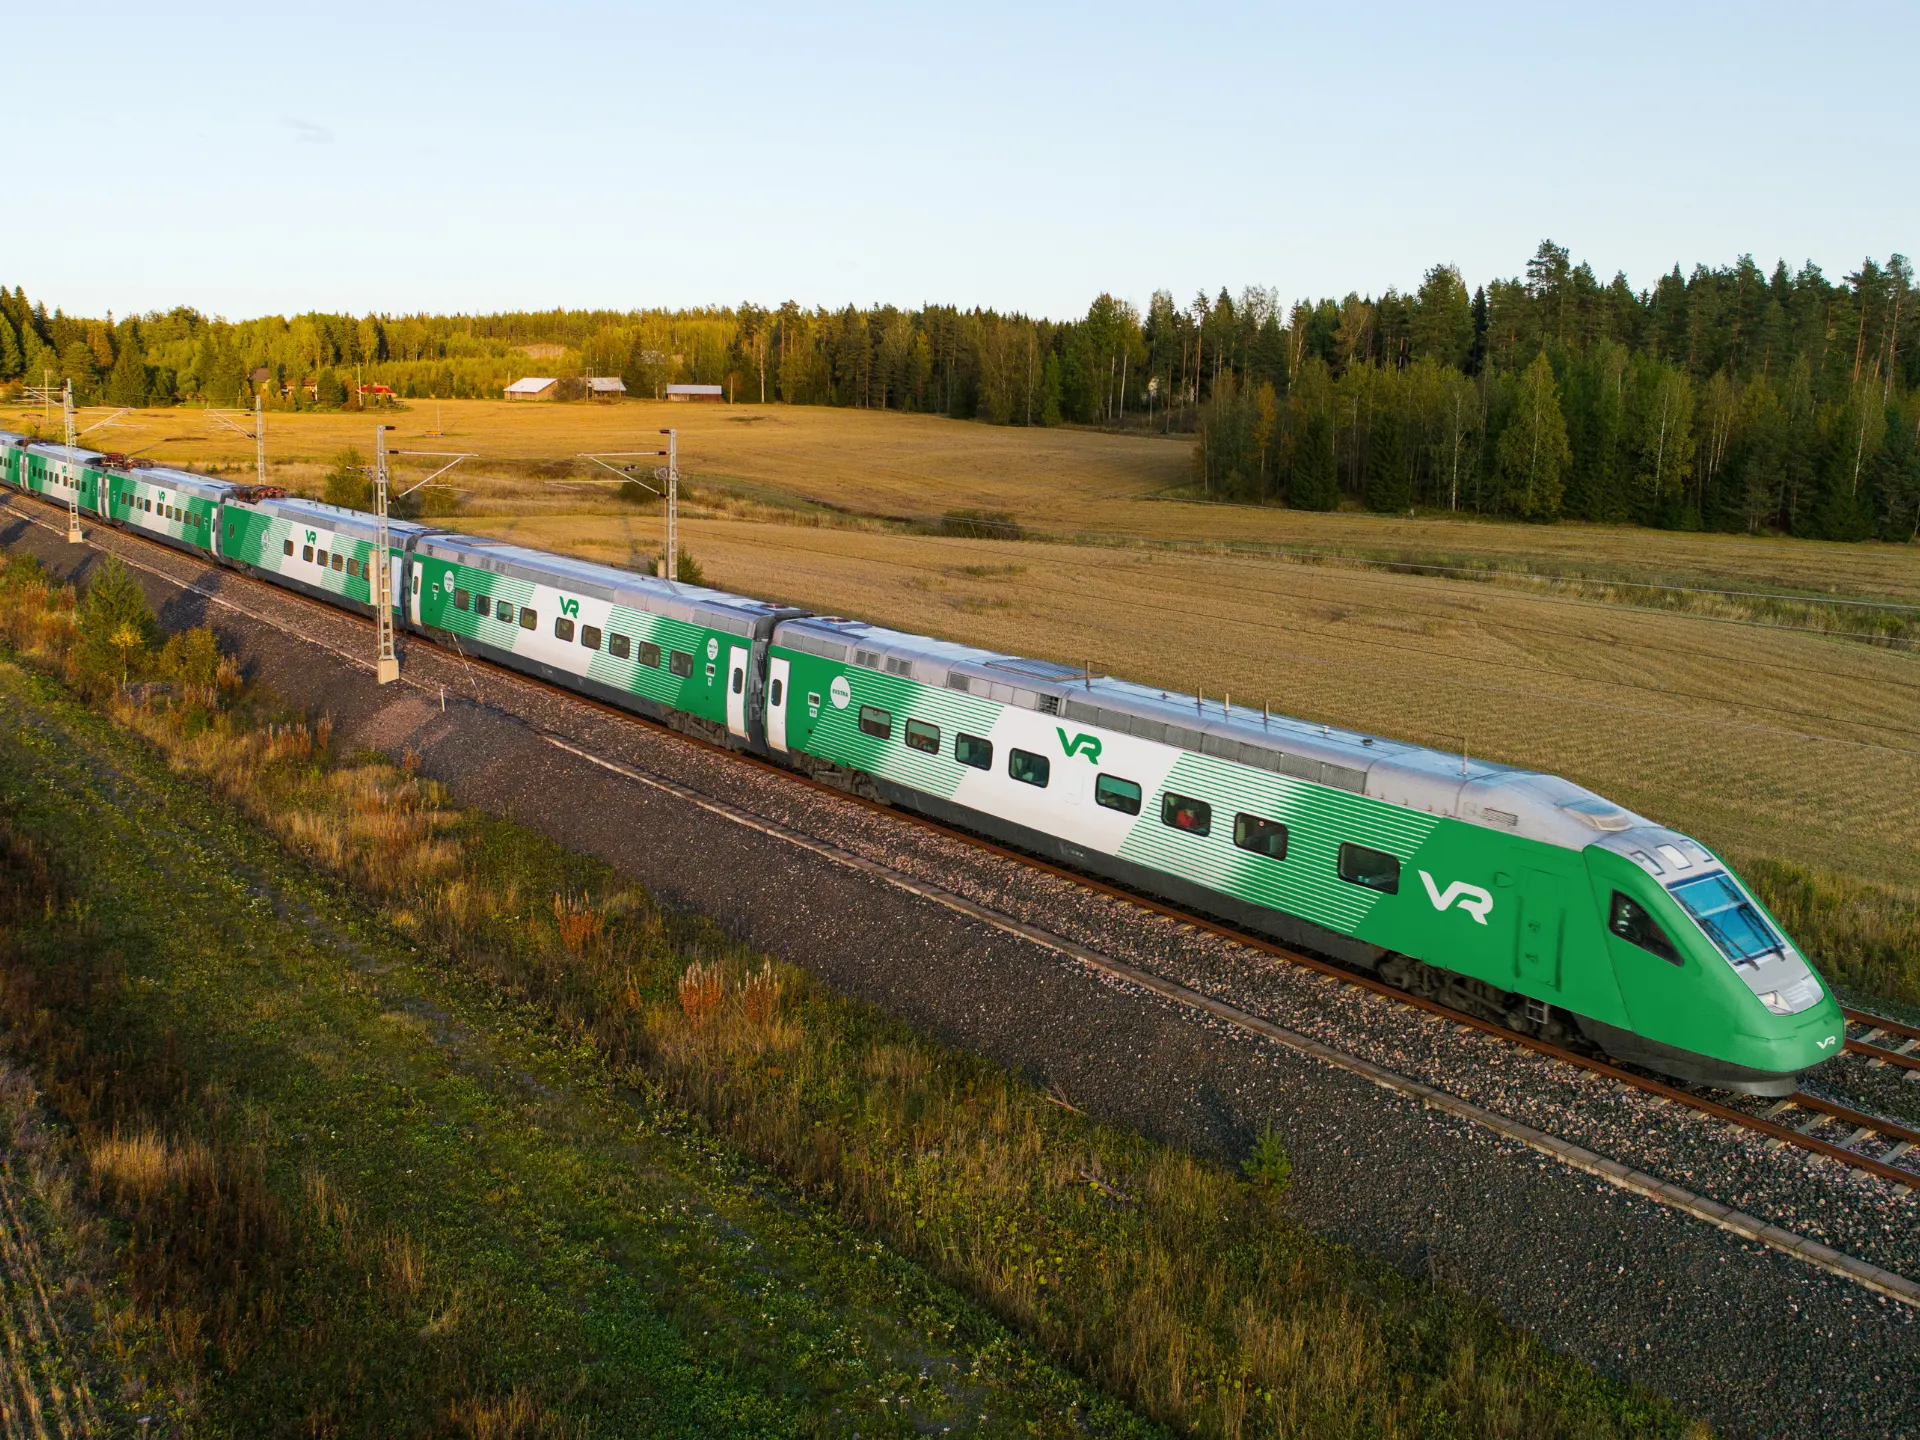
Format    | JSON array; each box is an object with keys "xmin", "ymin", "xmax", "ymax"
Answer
[
  {"xmin": 374, "ymin": 425, "xmax": 398, "ymax": 684},
  {"xmin": 63, "ymin": 382, "xmax": 81, "ymax": 544}
]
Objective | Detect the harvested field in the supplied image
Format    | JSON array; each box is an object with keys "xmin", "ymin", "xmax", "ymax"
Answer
[{"xmin": 8, "ymin": 398, "xmax": 1916, "ymax": 606}]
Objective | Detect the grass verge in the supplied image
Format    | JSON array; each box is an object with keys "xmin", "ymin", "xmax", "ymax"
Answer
[{"xmin": 0, "ymin": 550, "xmax": 1710, "ymax": 1436}]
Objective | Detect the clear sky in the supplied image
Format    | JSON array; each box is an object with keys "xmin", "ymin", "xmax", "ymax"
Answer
[{"xmin": 13, "ymin": 1, "xmax": 1916, "ymax": 322}]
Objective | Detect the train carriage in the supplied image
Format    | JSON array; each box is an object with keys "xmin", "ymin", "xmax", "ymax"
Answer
[
  {"xmin": 408, "ymin": 534, "xmax": 803, "ymax": 743},
  {"xmin": 0, "ymin": 432, "xmax": 26, "ymax": 488},
  {"xmin": 770, "ymin": 616, "xmax": 1841, "ymax": 1093},
  {"xmin": 12, "ymin": 440, "xmax": 106, "ymax": 514},
  {"xmin": 102, "ymin": 464, "xmax": 227, "ymax": 557},
  {"xmin": 220, "ymin": 493, "xmax": 425, "ymax": 614}
]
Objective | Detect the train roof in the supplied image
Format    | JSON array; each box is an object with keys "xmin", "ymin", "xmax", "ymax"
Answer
[
  {"xmin": 124, "ymin": 466, "xmax": 233, "ymax": 501},
  {"xmin": 772, "ymin": 614, "xmax": 1648, "ymax": 852},
  {"xmin": 414, "ymin": 531, "xmax": 804, "ymax": 636},
  {"xmin": 19, "ymin": 439, "xmax": 105, "ymax": 467},
  {"xmin": 241, "ymin": 495, "xmax": 436, "ymax": 542}
]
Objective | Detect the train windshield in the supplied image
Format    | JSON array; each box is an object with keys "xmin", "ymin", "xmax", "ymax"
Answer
[{"xmin": 1668, "ymin": 873, "xmax": 1784, "ymax": 968}]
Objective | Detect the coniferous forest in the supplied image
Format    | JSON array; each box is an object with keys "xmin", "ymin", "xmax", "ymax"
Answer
[{"xmin": 2, "ymin": 240, "xmax": 1915, "ymax": 540}]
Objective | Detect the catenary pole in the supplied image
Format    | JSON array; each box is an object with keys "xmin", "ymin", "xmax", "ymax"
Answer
[
  {"xmin": 374, "ymin": 424, "xmax": 398, "ymax": 684},
  {"xmin": 63, "ymin": 382, "xmax": 81, "ymax": 543}
]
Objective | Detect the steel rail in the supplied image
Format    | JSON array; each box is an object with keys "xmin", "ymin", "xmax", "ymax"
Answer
[
  {"xmin": 1842, "ymin": 1006, "xmax": 1920, "ymax": 1074},
  {"xmin": 7, "ymin": 487, "xmax": 1919, "ymax": 1196},
  {"xmin": 1778, "ymin": 1092, "xmax": 1920, "ymax": 1155}
]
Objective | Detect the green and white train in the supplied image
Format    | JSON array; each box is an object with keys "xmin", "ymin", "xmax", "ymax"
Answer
[{"xmin": 1, "ymin": 428, "xmax": 1844, "ymax": 1095}]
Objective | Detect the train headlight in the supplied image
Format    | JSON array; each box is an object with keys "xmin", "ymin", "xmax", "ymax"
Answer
[{"xmin": 1758, "ymin": 990, "xmax": 1792, "ymax": 1016}]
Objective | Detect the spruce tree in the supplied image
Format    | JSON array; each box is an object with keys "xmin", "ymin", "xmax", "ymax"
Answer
[
  {"xmin": 0, "ymin": 311, "xmax": 20, "ymax": 379},
  {"xmin": 1289, "ymin": 411, "xmax": 1338, "ymax": 511},
  {"xmin": 1493, "ymin": 353, "xmax": 1570, "ymax": 519},
  {"xmin": 105, "ymin": 338, "xmax": 147, "ymax": 407}
]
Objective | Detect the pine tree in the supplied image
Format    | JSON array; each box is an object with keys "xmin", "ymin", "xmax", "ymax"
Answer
[{"xmin": 0, "ymin": 311, "xmax": 20, "ymax": 379}]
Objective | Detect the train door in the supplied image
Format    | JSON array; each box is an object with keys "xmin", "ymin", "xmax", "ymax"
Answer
[
  {"xmin": 409, "ymin": 559, "xmax": 424, "ymax": 627},
  {"xmin": 1515, "ymin": 869, "xmax": 1567, "ymax": 993},
  {"xmin": 766, "ymin": 656, "xmax": 791, "ymax": 752},
  {"xmin": 726, "ymin": 645, "xmax": 749, "ymax": 739}
]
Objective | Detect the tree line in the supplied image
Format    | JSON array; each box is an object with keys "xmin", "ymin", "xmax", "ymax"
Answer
[{"xmin": 1, "ymin": 240, "xmax": 1914, "ymax": 540}]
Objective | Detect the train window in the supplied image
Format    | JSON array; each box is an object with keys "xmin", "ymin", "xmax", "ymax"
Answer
[
  {"xmin": 316, "ymin": 549, "xmax": 328, "ymax": 567},
  {"xmin": 1234, "ymin": 814, "xmax": 1288, "ymax": 859},
  {"xmin": 1337, "ymin": 843, "xmax": 1400, "ymax": 894},
  {"xmin": 453, "ymin": 588, "xmax": 470, "ymax": 611},
  {"xmin": 496, "ymin": 599, "xmax": 513, "ymax": 622},
  {"xmin": 1610, "ymin": 892, "xmax": 1682, "ymax": 965},
  {"xmin": 1094, "ymin": 774, "xmax": 1142, "ymax": 815},
  {"xmin": 1161, "ymin": 792, "xmax": 1211, "ymax": 836},
  {"xmin": 608, "ymin": 633, "xmax": 631, "ymax": 660},
  {"xmin": 519, "ymin": 607, "xmax": 537, "ymax": 630},
  {"xmin": 226, "ymin": 523, "xmax": 234, "ymax": 539},
  {"xmin": 554, "ymin": 617, "xmax": 575, "ymax": 642},
  {"xmin": 859, "ymin": 704, "xmax": 892, "ymax": 739},
  {"xmin": 331, "ymin": 553, "xmax": 344, "ymax": 572},
  {"xmin": 904, "ymin": 718, "xmax": 939, "ymax": 754},
  {"xmin": 580, "ymin": 625, "xmax": 601, "ymax": 650},
  {"xmin": 954, "ymin": 733, "xmax": 992, "ymax": 770},
  {"xmin": 283, "ymin": 539, "xmax": 293, "ymax": 556},
  {"xmin": 769, "ymin": 677, "xmax": 783, "ymax": 706},
  {"xmin": 731, "ymin": 667, "xmax": 745, "ymax": 695},
  {"xmin": 302, "ymin": 544, "xmax": 314, "ymax": 562},
  {"xmin": 346, "ymin": 558, "xmax": 359, "ymax": 578},
  {"xmin": 1669, "ymin": 874, "xmax": 1782, "ymax": 967},
  {"xmin": 638, "ymin": 640, "xmax": 660, "ymax": 667},
  {"xmin": 1008, "ymin": 748, "xmax": 1050, "ymax": 787},
  {"xmin": 669, "ymin": 650, "xmax": 693, "ymax": 678}
]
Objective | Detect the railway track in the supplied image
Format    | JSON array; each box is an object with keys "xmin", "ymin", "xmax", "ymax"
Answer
[
  {"xmin": 1846, "ymin": 1006, "xmax": 1920, "ymax": 1075},
  {"xmin": 10, "ymin": 493, "xmax": 1920, "ymax": 1204}
]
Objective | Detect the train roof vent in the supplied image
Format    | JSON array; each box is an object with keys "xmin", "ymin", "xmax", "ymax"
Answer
[
  {"xmin": 982, "ymin": 657, "xmax": 1083, "ymax": 682},
  {"xmin": 1561, "ymin": 798, "xmax": 1633, "ymax": 831}
]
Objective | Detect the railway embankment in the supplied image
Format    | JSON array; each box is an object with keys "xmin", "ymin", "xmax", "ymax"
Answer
[
  {"xmin": 0, "ymin": 550, "xmax": 1710, "ymax": 1437},
  {"xmin": 6, "ymin": 496, "xmax": 1919, "ymax": 1437}
]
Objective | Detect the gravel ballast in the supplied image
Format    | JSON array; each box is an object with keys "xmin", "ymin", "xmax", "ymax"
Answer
[{"xmin": 7, "ymin": 500, "xmax": 1918, "ymax": 1439}]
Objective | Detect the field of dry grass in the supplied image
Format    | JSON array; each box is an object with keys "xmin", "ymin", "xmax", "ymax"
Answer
[
  {"xmin": 9, "ymin": 397, "xmax": 1920, "ymax": 906},
  {"xmin": 9, "ymin": 397, "xmax": 1917, "ymax": 603}
]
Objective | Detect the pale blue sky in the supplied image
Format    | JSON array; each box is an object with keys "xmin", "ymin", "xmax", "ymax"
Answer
[{"xmin": 12, "ymin": 1, "xmax": 1915, "ymax": 321}]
